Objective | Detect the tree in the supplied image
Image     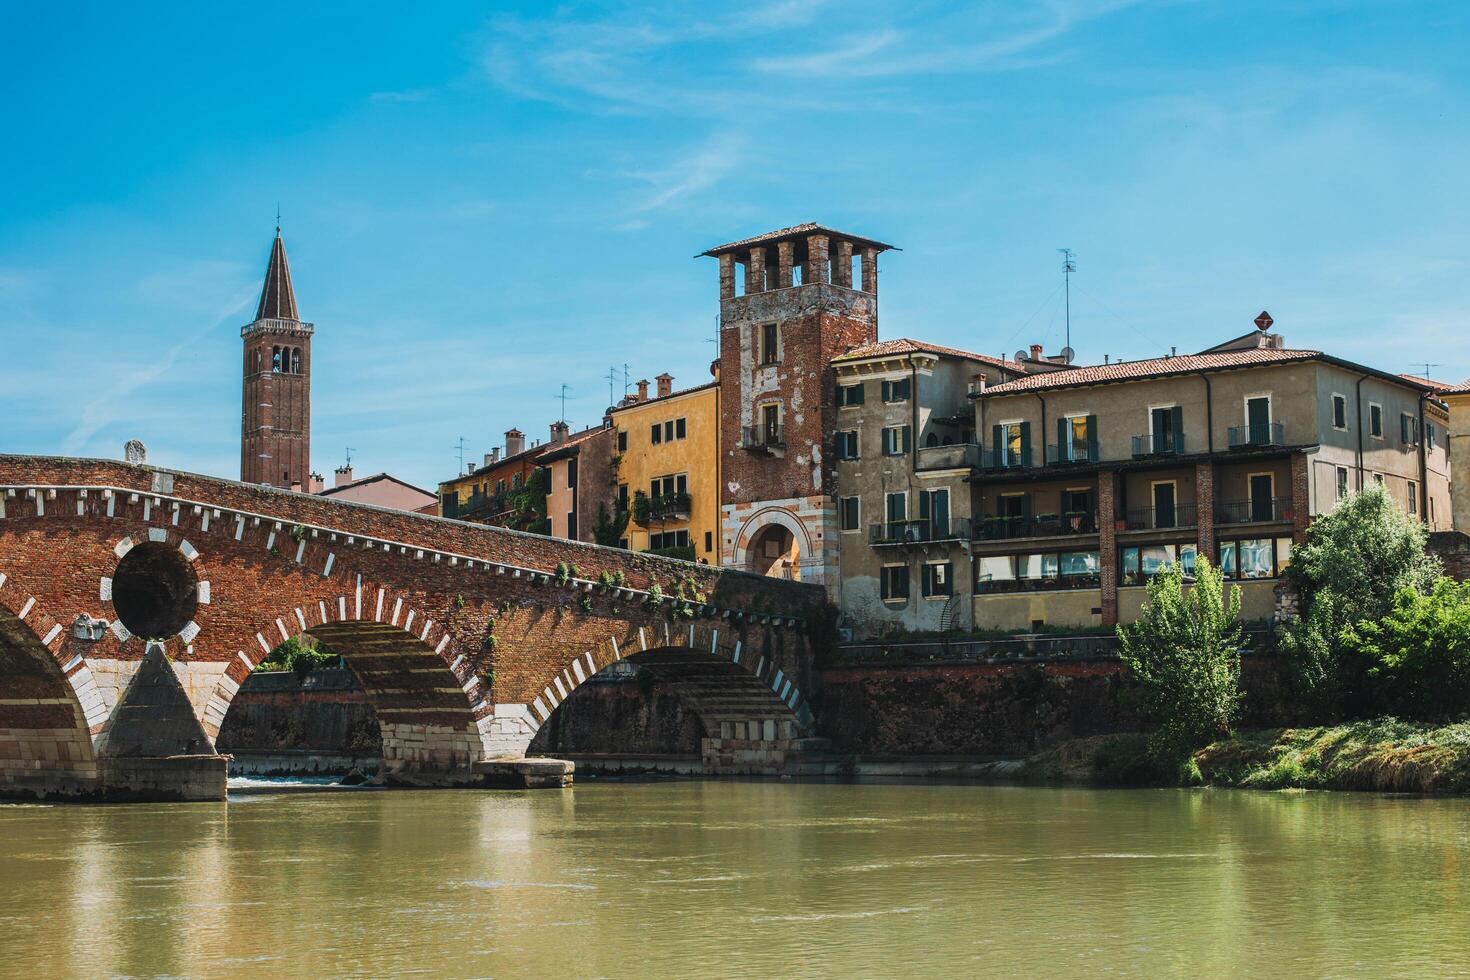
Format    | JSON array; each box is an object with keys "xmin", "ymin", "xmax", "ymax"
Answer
[
  {"xmin": 1280, "ymin": 485, "xmax": 1439, "ymax": 718},
  {"xmin": 592, "ymin": 501, "xmax": 629, "ymax": 547},
  {"xmin": 1118, "ymin": 557, "xmax": 1244, "ymax": 754},
  {"xmin": 1341, "ymin": 578, "xmax": 1470, "ymax": 721}
]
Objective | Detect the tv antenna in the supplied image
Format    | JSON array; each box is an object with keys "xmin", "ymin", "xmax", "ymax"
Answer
[
  {"xmin": 344, "ymin": 446, "xmax": 356, "ymax": 468},
  {"xmin": 1413, "ymin": 362, "xmax": 1442, "ymax": 381},
  {"xmin": 453, "ymin": 436, "xmax": 468, "ymax": 473},
  {"xmin": 1057, "ymin": 248, "xmax": 1075, "ymax": 353},
  {"xmin": 605, "ymin": 366, "xmax": 623, "ymax": 407},
  {"xmin": 556, "ymin": 384, "xmax": 571, "ymax": 423}
]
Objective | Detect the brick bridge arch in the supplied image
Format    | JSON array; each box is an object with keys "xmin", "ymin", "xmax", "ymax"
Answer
[{"xmin": 0, "ymin": 455, "xmax": 826, "ymax": 800}]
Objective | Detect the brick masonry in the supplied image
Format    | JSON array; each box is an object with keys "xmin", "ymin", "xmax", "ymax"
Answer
[{"xmin": 0, "ymin": 455, "xmax": 827, "ymax": 799}]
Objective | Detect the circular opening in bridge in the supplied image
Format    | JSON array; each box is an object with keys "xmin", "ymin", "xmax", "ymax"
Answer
[{"xmin": 112, "ymin": 542, "xmax": 198, "ymax": 640}]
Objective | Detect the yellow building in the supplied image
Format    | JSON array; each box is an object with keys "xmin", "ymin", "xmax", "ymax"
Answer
[{"xmin": 609, "ymin": 373, "xmax": 721, "ymax": 562}]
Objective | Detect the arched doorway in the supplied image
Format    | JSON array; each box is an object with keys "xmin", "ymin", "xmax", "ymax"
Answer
[{"xmin": 748, "ymin": 524, "xmax": 799, "ymax": 579}]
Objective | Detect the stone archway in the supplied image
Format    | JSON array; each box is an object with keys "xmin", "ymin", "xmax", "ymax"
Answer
[{"xmin": 734, "ymin": 507, "xmax": 814, "ymax": 582}]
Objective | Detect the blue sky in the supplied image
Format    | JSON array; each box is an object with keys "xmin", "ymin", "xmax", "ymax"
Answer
[{"xmin": 2, "ymin": 1, "xmax": 1467, "ymax": 490}]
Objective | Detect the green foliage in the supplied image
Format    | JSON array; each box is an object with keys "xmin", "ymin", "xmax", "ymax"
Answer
[
  {"xmin": 290, "ymin": 523, "xmax": 307, "ymax": 543},
  {"xmin": 257, "ymin": 635, "xmax": 339, "ymax": 678},
  {"xmin": 555, "ymin": 561, "xmax": 571, "ymax": 585},
  {"xmin": 1282, "ymin": 485, "xmax": 1439, "ymax": 719},
  {"xmin": 1117, "ymin": 557, "xmax": 1244, "ymax": 755},
  {"xmin": 1343, "ymin": 578, "xmax": 1470, "ymax": 721},
  {"xmin": 644, "ymin": 582, "xmax": 664, "ymax": 608},
  {"xmin": 593, "ymin": 501, "xmax": 630, "ymax": 547}
]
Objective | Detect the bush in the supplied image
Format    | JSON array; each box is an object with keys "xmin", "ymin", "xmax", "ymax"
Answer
[
  {"xmin": 1342, "ymin": 578, "xmax": 1470, "ymax": 721},
  {"xmin": 257, "ymin": 635, "xmax": 339, "ymax": 677},
  {"xmin": 1281, "ymin": 485, "xmax": 1439, "ymax": 719},
  {"xmin": 1118, "ymin": 557, "xmax": 1243, "ymax": 755}
]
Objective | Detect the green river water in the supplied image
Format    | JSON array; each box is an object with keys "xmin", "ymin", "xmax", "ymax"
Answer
[{"xmin": 2, "ymin": 780, "xmax": 1468, "ymax": 978}]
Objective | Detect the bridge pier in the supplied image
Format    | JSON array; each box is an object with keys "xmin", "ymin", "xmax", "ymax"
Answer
[{"xmin": 99, "ymin": 754, "xmax": 228, "ymax": 802}]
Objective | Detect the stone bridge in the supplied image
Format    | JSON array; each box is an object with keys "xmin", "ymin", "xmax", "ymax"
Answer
[{"xmin": 0, "ymin": 455, "xmax": 827, "ymax": 802}]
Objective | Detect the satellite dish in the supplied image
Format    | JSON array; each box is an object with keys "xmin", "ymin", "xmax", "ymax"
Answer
[
  {"xmin": 1060, "ymin": 346, "xmax": 1076, "ymax": 365},
  {"xmin": 1015, "ymin": 349, "xmax": 1029, "ymax": 363}
]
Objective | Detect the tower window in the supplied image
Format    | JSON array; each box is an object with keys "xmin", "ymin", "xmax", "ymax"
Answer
[
  {"xmin": 760, "ymin": 324, "xmax": 780, "ymax": 365},
  {"xmin": 291, "ymin": 348, "xmax": 302, "ymax": 374},
  {"xmin": 272, "ymin": 346, "xmax": 282, "ymax": 373}
]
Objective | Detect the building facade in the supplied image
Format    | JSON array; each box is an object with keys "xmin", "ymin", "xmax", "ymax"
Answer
[
  {"xmin": 1444, "ymin": 382, "xmax": 1470, "ymax": 533},
  {"xmin": 966, "ymin": 323, "xmax": 1450, "ymax": 632},
  {"xmin": 318, "ymin": 466, "xmax": 438, "ymax": 514},
  {"xmin": 830, "ymin": 340, "xmax": 1026, "ymax": 635},
  {"xmin": 439, "ymin": 427, "xmax": 550, "ymax": 533},
  {"xmin": 240, "ymin": 229, "xmax": 313, "ymax": 488},
  {"xmin": 541, "ymin": 422, "xmax": 618, "ymax": 543},
  {"xmin": 703, "ymin": 224, "xmax": 893, "ymax": 589},
  {"xmin": 607, "ymin": 375, "xmax": 721, "ymax": 561}
]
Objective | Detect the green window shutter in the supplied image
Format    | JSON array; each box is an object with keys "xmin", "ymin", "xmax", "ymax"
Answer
[
  {"xmin": 903, "ymin": 426, "xmax": 912, "ymax": 452},
  {"xmin": 881, "ymin": 380, "xmax": 892, "ymax": 402},
  {"xmin": 1019, "ymin": 422, "xmax": 1031, "ymax": 466},
  {"xmin": 1170, "ymin": 406, "xmax": 1184, "ymax": 449},
  {"xmin": 919, "ymin": 491, "xmax": 931, "ymax": 521},
  {"xmin": 1086, "ymin": 415, "xmax": 1099, "ymax": 460},
  {"xmin": 853, "ymin": 383, "xmax": 864, "ymax": 405},
  {"xmin": 1056, "ymin": 417, "xmax": 1067, "ymax": 457},
  {"xmin": 834, "ymin": 384, "xmax": 843, "ymax": 405},
  {"xmin": 991, "ymin": 424, "xmax": 1003, "ymax": 461}
]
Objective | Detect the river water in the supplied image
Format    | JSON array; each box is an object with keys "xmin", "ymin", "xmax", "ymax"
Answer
[{"xmin": 2, "ymin": 780, "xmax": 1468, "ymax": 978}]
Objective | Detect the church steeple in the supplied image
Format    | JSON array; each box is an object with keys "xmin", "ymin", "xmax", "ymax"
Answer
[{"xmin": 254, "ymin": 229, "xmax": 300, "ymax": 321}]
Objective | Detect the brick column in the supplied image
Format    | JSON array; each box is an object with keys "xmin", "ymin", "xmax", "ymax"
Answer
[
  {"xmin": 1195, "ymin": 460, "xmax": 1216, "ymax": 563},
  {"xmin": 718, "ymin": 254, "xmax": 735, "ymax": 299},
  {"xmin": 777, "ymin": 241, "xmax": 795, "ymax": 288},
  {"xmin": 860, "ymin": 246, "xmax": 878, "ymax": 293},
  {"xmin": 1290, "ymin": 451, "xmax": 1311, "ymax": 543},
  {"xmin": 1098, "ymin": 469, "xmax": 1119, "ymax": 627},
  {"xmin": 746, "ymin": 248, "xmax": 765, "ymax": 294},
  {"xmin": 807, "ymin": 233, "xmax": 830, "ymax": 284},
  {"xmin": 833, "ymin": 240, "xmax": 853, "ymax": 287}
]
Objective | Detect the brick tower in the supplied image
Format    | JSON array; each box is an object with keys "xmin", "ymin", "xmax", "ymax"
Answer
[
  {"xmin": 702, "ymin": 223, "xmax": 893, "ymax": 590},
  {"xmin": 240, "ymin": 228, "xmax": 313, "ymax": 488}
]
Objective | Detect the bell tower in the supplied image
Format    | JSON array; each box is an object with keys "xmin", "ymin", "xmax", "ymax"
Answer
[
  {"xmin": 240, "ymin": 228, "xmax": 313, "ymax": 488},
  {"xmin": 703, "ymin": 223, "xmax": 893, "ymax": 590}
]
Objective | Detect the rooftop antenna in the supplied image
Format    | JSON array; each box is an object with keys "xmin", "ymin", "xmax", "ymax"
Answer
[
  {"xmin": 1057, "ymin": 248, "xmax": 1075, "ymax": 353},
  {"xmin": 344, "ymin": 446, "xmax": 356, "ymax": 468},
  {"xmin": 453, "ymin": 436, "xmax": 467, "ymax": 473},
  {"xmin": 1414, "ymin": 362, "xmax": 1442, "ymax": 381},
  {"xmin": 605, "ymin": 366, "xmax": 620, "ymax": 407},
  {"xmin": 556, "ymin": 384, "xmax": 571, "ymax": 423},
  {"xmin": 623, "ymin": 362, "xmax": 631, "ymax": 398}
]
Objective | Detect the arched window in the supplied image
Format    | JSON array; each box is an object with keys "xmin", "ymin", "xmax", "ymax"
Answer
[
  {"xmin": 290, "ymin": 348, "xmax": 301, "ymax": 374},
  {"xmin": 926, "ymin": 432, "xmax": 939, "ymax": 448},
  {"xmin": 272, "ymin": 346, "xmax": 282, "ymax": 373}
]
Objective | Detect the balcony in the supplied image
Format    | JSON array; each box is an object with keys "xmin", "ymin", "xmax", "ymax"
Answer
[
  {"xmin": 916, "ymin": 442, "xmax": 980, "ymax": 472},
  {"xmin": 1228, "ymin": 422, "xmax": 1285, "ymax": 449},
  {"xmin": 869, "ymin": 518, "xmax": 972, "ymax": 546},
  {"xmin": 974, "ymin": 573, "xmax": 1102, "ymax": 595},
  {"xmin": 633, "ymin": 491, "xmax": 692, "ymax": 527},
  {"xmin": 980, "ymin": 448, "xmax": 1032, "ymax": 472},
  {"xmin": 1121, "ymin": 501, "xmax": 1199, "ymax": 531},
  {"xmin": 1131, "ymin": 432, "xmax": 1186, "ymax": 458},
  {"xmin": 1216, "ymin": 496, "xmax": 1292, "ymax": 524},
  {"xmin": 1046, "ymin": 442, "xmax": 1096, "ymax": 466},
  {"xmin": 742, "ymin": 425, "xmax": 785, "ymax": 453},
  {"xmin": 973, "ymin": 512, "xmax": 1097, "ymax": 541}
]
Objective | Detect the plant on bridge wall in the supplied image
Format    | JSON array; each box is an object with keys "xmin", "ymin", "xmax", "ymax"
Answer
[
  {"xmin": 555, "ymin": 562, "xmax": 571, "ymax": 585},
  {"xmin": 644, "ymin": 582, "xmax": 664, "ymax": 608},
  {"xmin": 290, "ymin": 523, "xmax": 307, "ymax": 544},
  {"xmin": 579, "ymin": 595, "xmax": 594, "ymax": 613}
]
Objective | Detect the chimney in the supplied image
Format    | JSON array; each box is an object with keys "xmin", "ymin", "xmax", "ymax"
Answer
[
  {"xmin": 1030, "ymin": 344, "xmax": 1044, "ymax": 361},
  {"xmin": 291, "ymin": 480, "xmax": 303, "ymax": 493},
  {"xmin": 483, "ymin": 449, "xmax": 500, "ymax": 468},
  {"xmin": 551, "ymin": 420, "xmax": 570, "ymax": 444},
  {"xmin": 505, "ymin": 428, "xmax": 525, "ymax": 456},
  {"xmin": 334, "ymin": 465, "xmax": 353, "ymax": 488},
  {"xmin": 308, "ymin": 472, "xmax": 325, "ymax": 494},
  {"xmin": 655, "ymin": 373, "xmax": 673, "ymax": 398},
  {"xmin": 636, "ymin": 379, "xmax": 650, "ymax": 402}
]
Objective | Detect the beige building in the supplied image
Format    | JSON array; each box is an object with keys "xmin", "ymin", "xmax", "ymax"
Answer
[
  {"xmin": 830, "ymin": 339, "xmax": 1028, "ymax": 636},
  {"xmin": 1441, "ymin": 380, "xmax": 1470, "ymax": 533},
  {"xmin": 968, "ymin": 322, "xmax": 1450, "ymax": 631},
  {"xmin": 318, "ymin": 467, "xmax": 437, "ymax": 514}
]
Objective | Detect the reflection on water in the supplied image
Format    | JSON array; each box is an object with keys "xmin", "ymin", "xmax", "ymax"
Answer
[{"xmin": 3, "ymin": 782, "xmax": 1469, "ymax": 977}]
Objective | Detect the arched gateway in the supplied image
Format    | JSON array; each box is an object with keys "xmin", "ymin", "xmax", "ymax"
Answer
[{"xmin": 0, "ymin": 455, "xmax": 824, "ymax": 802}]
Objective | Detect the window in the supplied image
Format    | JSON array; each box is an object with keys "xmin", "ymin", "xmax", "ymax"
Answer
[
  {"xmin": 1369, "ymin": 403, "xmax": 1383, "ymax": 438},
  {"xmin": 1401, "ymin": 413, "xmax": 1418, "ymax": 446},
  {"xmin": 919, "ymin": 488, "xmax": 950, "ymax": 537},
  {"xmin": 840, "ymin": 497, "xmax": 860, "ymax": 531},
  {"xmin": 650, "ymin": 473, "xmax": 686, "ymax": 498},
  {"xmin": 496, "ymin": 479, "xmax": 506, "ymax": 495},
  {"xmin": 566, "ymin": 512, "xmax": 576, "ymax": 539},
  {"xmin": 1335, "ymin": 466, "xmax": 1349, "ymax": 500},
  {"xmin": 760, "ymin": 323, "xmax": 780, "ymax": 365},
  {"xmin": 1245, "ymin": 395, "xmax": 1272, "ymax": 443},
  {"xmin": 880, "ymin": 565, "xmax": 910, "ymax": 602},
  {"xmin": 1150, "ymin": 405, "xmax": 1183, "ymax": 454},
  {"xmin": 705, "ymin": 531, "xmax": 713, "ymax": 552},
  {"xmin": 617, "ymin": 430, "xmax": 628, "ymax": 452},
  {"xmin": 649, "ymin": 530, "xmax": 691, "ymax": 550},
  {"xmin": 1408, "ymin": 481, "xmax": 1418, "ymax": 515},
  {"xmin": 1120, "ymin": 544, "xmax": 1197, "ymax": 586},
  {"xmin": 882, "ymin": 425, "xmax": 912, "ymax": 455},
  {"xmin": 651, "ymin": 423, "xmax": 662, "ymax": 445},
  {"xmin": 1332, "ymin": 393, "xmax": 1347, "ymax": 430},
  {"xmin": 922, "ymin": 562, "xmax": 953, "ymax": 598},
  {"xmin": 512, "ymin": 473, "xmax": 522, "ymax": 490},
  {"xmin": 835, "ymin": 430, "xmax": 860, "ymax": 460},
  {"xmin": 1060, "ymin": 415, "xmax": 1096, "ymax": 461},
  {"xmin": 761, "ymin": 403, "xmax": 782, "ymax": 443},
  {"xmin": 885, "ymin": 492, "xmax": 907, "ymax": 526},
  {"xmin": 1219, "ymin": 538, "xmax": 1291, "ymax": 580},
  {"xmin": 992, "ymin": 421, "xmax": 1030, "ymax": 467},
  {"xmin": 617, "ymin": 483, "xmax": 629, "ymax": 511},
  {"xmin": 974, "ymin": 551, "xmax": 1100, "ymax": 593},
  {"xmin": 1427, "ymin": 422, "xmax": 1437, "ymax": 451},
  {"xmin": 676, "ymin": 417, "xmax": 687, "ymax": 439},
  {"xmin": 663, "ymin": 420, "xmax": 674, "ymax": 442},
  {"xmin": 881, "ymin": 378, "xmax": 912, "ymax": 402},
  {"xmin": 836, "ymin": 383, "xmax": 865, "ymax": 407}
]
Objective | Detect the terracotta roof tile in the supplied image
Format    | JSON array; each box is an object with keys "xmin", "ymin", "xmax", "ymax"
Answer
[
  {"xmin": 977, "ymin": 348, "xmax": 1322, "ymax": 395},
  {"xmin": 1398, "ymin": 373, "xmax": 1458, "ymax": 391},
  {"xmin": 833, "ymin": 338, "xmax": 1022, "ymax": 372}
]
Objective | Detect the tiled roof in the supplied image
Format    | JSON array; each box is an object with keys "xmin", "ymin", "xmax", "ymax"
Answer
[
  {"xmin": 977, "ymin": 348, "xmax": 1321, "ymax": 395},
  {"xmin": 254, "ymin": 230, "xmax": 300, "ymax": 321},
  {"xmin": 701, "ymin": 223, "xmax": 896, "ymax": 257},
  {"xmin": 1399, "ymin": 373, "xmax": 1458, "ymax": 391},
  {"xmin": 539, "ymin": 425, "xmax": 612, "ymax": 460},
  {"xmin": 833, "ymin": 338, "xmax": 1022, "ymax": 372},
  {"xmin": 1437, "ymin": 380, "xmax": 1470, "ymax": 396},
  {"xmin": 319, "ymin": 472, "xmax": 435, "ymax": 500},
  {"xmin": 609, "ymin": 379, "xmax": 719, "ymax": 413}
]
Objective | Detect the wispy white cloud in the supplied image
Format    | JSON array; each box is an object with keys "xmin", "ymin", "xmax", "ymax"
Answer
[{"xmin": 619, "ymin": 131, "xmax": 750, "ymax": 217}]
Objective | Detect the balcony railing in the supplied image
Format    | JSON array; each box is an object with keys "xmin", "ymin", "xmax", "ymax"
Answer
[
  {"xmin": 916, "ymin": 442, "xmax": 980, "ymax": 471},
  {"xmin": 973, "ymin": 512, "xmax": 1097, "ymax": 541},
  {"xmin": 869, "ymin": 518, "xmax": 972, "ymax": 545},
  {"xmin": 633, "ymin": 491, "xmax": 692, "ymax": 526},
  {"xmin": 1131, "ymin": 432, "xmax": 1186, "ymax": 457},
  {"xmin": 742, "ymin": 425, "xmax": 785, "ymax": 451},
  {"xmin": 974, "ymin": 573, "xmax": 1102, "ymax": 595},
  {"xmin": 1046, "ymin": 442, "xmax": 1097, "ymax": 465},
  {"xmin": 1121, "ymin": 501, "xmax": 1199, "ymax": 531},
  {"xmin": 980, "ymin": 448, "xmax": 1032, "ymax": 471},
  {"xmin": 1216, "ymin": 496, "xmax": 1292, "ymax": 524},
  {"xmin": 1228, "ymin": 422, "xmax": 1285, "ymax": 449}
]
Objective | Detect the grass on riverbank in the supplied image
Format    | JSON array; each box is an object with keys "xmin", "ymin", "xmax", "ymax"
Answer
[{"xmin": 1023, "ymin": 719, "xmax": 1470, "ymax": 793}]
